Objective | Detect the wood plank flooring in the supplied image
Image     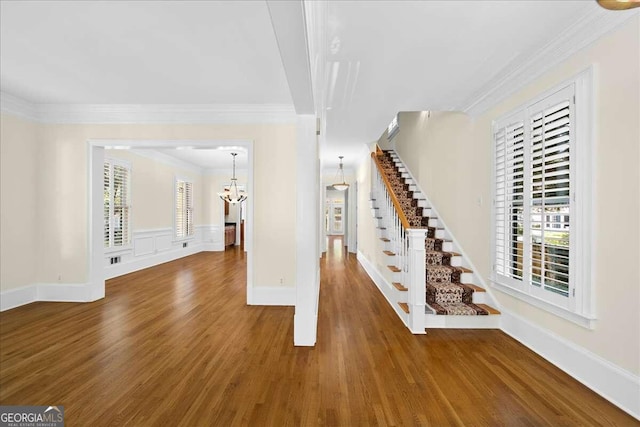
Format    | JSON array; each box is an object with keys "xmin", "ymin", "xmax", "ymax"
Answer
[{"xmin": 1, "ymin": 238, "xmax": 637, "ymax": 426}]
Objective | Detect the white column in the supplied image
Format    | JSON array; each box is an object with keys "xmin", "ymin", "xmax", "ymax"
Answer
[
  {"xmin": 294, "ymin": 115, "xmax": 320, "ymax": 346},
  {"xmin": 87, "ymin": 144, "xmax": 105, "ymax": 301},
  {"xmin": 407, "ymin": 229, "xmax": 427, "ymax": 334}
]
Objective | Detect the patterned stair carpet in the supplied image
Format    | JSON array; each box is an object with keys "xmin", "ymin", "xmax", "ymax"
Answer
[{"xmin": 378, "ymin": 151, "xmax": 488, "ymax": 316}]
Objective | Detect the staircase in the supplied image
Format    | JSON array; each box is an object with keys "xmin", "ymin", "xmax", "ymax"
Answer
[{"xmin": 371, "ymin": 148, "xmax": 500, "ymax": 330}]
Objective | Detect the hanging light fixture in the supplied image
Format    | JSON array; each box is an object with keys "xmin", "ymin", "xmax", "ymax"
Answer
[
  {"xmin": 218, "ymin": 153, "xmax": 247, "ymax": 204},
  {"xmin": 596, "ymin": 0, "xmax": 640, "ymax": 10},
  {"xmin": 332, "ymin": 156, "xmax": 349, "ymax": 191}
]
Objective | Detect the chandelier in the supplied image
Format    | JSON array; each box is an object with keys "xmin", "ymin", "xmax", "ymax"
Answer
[
  {"xmin": 332, "ymin": 156, "xmax": 349, "ymax": 191},
  {"xmin": 218, "ymin": 153, "xmax": 247, "ymax": 204}
]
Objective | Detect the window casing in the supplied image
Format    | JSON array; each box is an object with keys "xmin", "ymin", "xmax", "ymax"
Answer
[
  {"xmin": 175, "ymin": 178, "xmax": 194, "ymax": 239},
  {"xmin": 104, "ymin": 158, "xmax": 131, "ymax": 249},
  {"xmin": 492, "ymin": 70, "xmax": 594, "ymax": 327}
]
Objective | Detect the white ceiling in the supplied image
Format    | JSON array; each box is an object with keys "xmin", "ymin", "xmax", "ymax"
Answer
[
  {"xmin": 0, "ymin": 0, "xmax": 632, "ymax": 171},
  {"xmin": 0, "ymin": 1, "xmax": 291, "ymax": 104}
]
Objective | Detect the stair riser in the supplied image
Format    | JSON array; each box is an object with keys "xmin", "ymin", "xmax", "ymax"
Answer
[{"xmin": 425, "ymin": 314, "xmax": 500, "ymax": 329}]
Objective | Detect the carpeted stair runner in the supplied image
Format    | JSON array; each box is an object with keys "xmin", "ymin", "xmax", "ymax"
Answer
[{"xmin": 378, "ymin": 150, "xmax": 489, "ymax": 316}]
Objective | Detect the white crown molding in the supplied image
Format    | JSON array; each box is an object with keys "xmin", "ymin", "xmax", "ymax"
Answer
[
  {"xmin": 1, "ymin": 91, "xmax": 297, "ymax": 124},
  {"xmin": 0, "ymin": 91, "xmax": 40, "ymax": 122},
  {"xmin": 460, "ymin": 8, "xmax": 639, "ymax": 116}
]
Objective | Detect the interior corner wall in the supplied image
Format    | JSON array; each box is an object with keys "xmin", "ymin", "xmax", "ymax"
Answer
[
  {"xmin": 394, "ymin": 16, "xmax": 640, "ymax": 376},
  {"xmin": 30, "ymin": 122, "xmax": 297, "ymax": 291},
  {"xmin": 0, "ymin": 113, "xmax": 39, "ymax": 291}
]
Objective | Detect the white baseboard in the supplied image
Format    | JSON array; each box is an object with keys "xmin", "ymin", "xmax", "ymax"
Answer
[
  {"xmin": 501, "ymin": 309, "xmax": 640, "ymax": 420},
  {"xmin": 0, "ymin": 285, "xmax": 37, "ymax": 311},
  {"xmin": 250, "ymin": 286, "xmax": 295, "ymax": 306},
  {"xmin": 294, "ymin": 268, "xmax": 321, "ymax": 346},
  {"xmin": 104, "ymin": 243, "xmax": 204, "ymax": 280},
  {"xmin": 357, "ymin": 250, "xmax": 408, "ymax": 326},
  {"xmin": 36, "ymin": 283, "xmax": 89, "ymax": 302},
  {"xmin": 1, "ymin": 283, "xmax": 89, "ymax": 311}
]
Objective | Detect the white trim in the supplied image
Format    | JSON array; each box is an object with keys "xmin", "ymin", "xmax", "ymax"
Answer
[
  {"xmin": 502, "ymin": 309, "xmax": 640, "ymax": 420},
  {"xmin": 0, "ymin": 285, "xmax": 37, "ymax": 311},
  {"xmin": 0, "ymin": 93, "xmax": 297, "ymax": 124},
  {"xmin": 461, "ymin": 8, "xmax": 638, "ymax": 116},
  {"xmin": 0, "ymin": 92, "xmax": 40, "ymax": 122},
  {"xmin": 1, "ymin": 283, "xmax": 89, "ymax": 311},
  {"xmin": 491, "ymin": 280, "xmax": 595, "ymax": 328},
  {"xmin": 251, "ymin": 286, "xmax": 296, "ymax": 306},
  {"xmin": 104, "ymin": 241, "xmax": 204, "ymax": 280},
  {"xmin": 36, "ymin": 283, "xmax": 89, "ymax": 302}
]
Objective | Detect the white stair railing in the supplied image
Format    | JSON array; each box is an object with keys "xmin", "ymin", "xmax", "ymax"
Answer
[{"xmin": 371, "ymin": 150, "xmax": 427, "ymax": 333}]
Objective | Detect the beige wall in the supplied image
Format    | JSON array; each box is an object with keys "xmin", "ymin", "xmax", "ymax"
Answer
[
  {"xmin": 394, "ymin": 16, "xmax": 640, "ymax": 374},
  {"xmin": 0, "ymin": 115, "xmax": 39, "ymax": 291},
  {"xmin": 0, "ymin": 119, "xmax": 297, "ymax": 290}
]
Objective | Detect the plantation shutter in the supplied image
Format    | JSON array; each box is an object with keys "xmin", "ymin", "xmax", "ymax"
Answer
[
  {"xmin": 494, "ymin": 112, "xmax": 526, "ymax": 289},
  {"xmin": 104, "ymin": 159, "xmax": 131, "ymax": 248},
  {"xmin": 176, "ymin": 180, "xmax": 194, "ymax": 238},
  {"xmin": 104, "ymin": 163, "xmax": 111, "ymax": 247},
  {"xmin": 529, "ymin": 91, "xmax": 573, "ymax": 301},
  {"xmin": 493, "ymin": 85, "xmax": 575, "ymax": 309}
]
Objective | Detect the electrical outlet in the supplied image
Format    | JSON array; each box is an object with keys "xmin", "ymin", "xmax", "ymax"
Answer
[{"xmin": 279, "ymin": 278, "xmax": 283, "ymax": 285}]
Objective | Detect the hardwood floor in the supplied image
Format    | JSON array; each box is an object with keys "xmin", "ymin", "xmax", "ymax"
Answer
[{"xmin": 1, "ymin": 238, "xmax": 637, "ymax": 426}]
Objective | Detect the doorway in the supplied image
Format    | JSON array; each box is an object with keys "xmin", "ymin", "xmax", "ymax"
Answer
[
  {"xmin": 87, "ymin": 139, "xmax": 254, "ymax": 303},
  {"xmin": 325, "ymin": 187, "xmax": 346, "ymax": 236}
]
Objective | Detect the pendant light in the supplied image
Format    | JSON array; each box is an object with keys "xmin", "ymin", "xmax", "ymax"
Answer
[
  {"xmin": 596, "ymin": 0, "xmax": 640, "ymax": 10},
  {"xmin": 332, "ymin": 156, "xmax": 349, "ymax": 191},
  {"xmin": 218, "ymin": 153, "xmax": 247, "ymax": 204}
]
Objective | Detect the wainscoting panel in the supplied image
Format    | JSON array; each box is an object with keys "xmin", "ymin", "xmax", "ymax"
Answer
[{"xmin": 134, "ymin": 236, "xmax": 155, "ymax": 257}]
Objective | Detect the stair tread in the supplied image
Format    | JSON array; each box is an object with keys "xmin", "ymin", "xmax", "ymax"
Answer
[
  {"xmin": 463, "ymin": 283, "xmax": 485, "ymax": 292},
  {"xmin": 387, "ymin": 265, "xmax": 401, "ymax": 273},
  {"xmin": 383, "ymin": 250, "xmax": 396, "ymax": 256},
  {"xmin": 476, "ymin": 304, "xmax": 501, "ymax": 315},
  {"xmin": 398, "ymin": 302, "xmax": 410, "ymax": 313},
  {"xmin": 392, "ymin": 282, "xmax": 407, "ymax": 291},
  {"xmin": 380, "ymin": 238, "xmax": 391, "ymax": 242}
]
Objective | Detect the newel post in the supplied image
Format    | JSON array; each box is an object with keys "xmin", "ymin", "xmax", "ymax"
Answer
[{"xmin": 407, "ymin": 228, "xmax": 427, "ymax": 334}]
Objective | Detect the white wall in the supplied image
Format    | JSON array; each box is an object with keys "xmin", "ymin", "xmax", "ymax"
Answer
[{"xmin": 394, "ymin": 16, "xmax": 640, "ymax": 376}]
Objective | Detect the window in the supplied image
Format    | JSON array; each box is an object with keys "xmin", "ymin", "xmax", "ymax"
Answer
[
  {"xmin": 175, "ymin": 178, "xmax": 194, "ymax": 239},
  {"xmin": 104, "ymin": 158, "xmax": 131, "ymax": 249},
  {"xmin": 492, "ymin": 71, "xmax": 593, "ymax": 327},
  {"xmin": 387, "ymin": 114, "xmax": 399, "ymax": 140}
]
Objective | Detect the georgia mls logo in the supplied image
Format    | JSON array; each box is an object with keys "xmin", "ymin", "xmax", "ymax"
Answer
[{"xmin": 0, "ymin": 405, "xmax": 64, "ymax": 427}]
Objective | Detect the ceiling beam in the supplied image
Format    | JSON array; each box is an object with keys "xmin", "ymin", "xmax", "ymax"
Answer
[{"xmin": 266, "ymin": 0, "xmax": 315, "ymax": 115}]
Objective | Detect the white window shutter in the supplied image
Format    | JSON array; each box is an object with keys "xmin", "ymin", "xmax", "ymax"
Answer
[
  {"xmin": 175, "ymin": 179, "xmax": 194, "ymax": 239},
  {"xmin": 104, "ymin": 159, "xmax": 131, "ymax": 249}
]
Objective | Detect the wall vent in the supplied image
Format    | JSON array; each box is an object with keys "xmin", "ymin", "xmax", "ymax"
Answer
[
  {"xmin": 183, "ymin": 242, "xmax": 188, "ymax": 248},
  {"xmin": 109, "ymin": 256, "xmax": 121, "ymax": 265}
]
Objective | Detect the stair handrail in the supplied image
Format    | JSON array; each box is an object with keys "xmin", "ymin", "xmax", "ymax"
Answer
[
  {"xmin": 371, "ymin": 148, "xmax": 427, "ymax": 333},
  {"xmin": 371, "ymin": 151, "xmax": 411, "ymax": 230}
]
